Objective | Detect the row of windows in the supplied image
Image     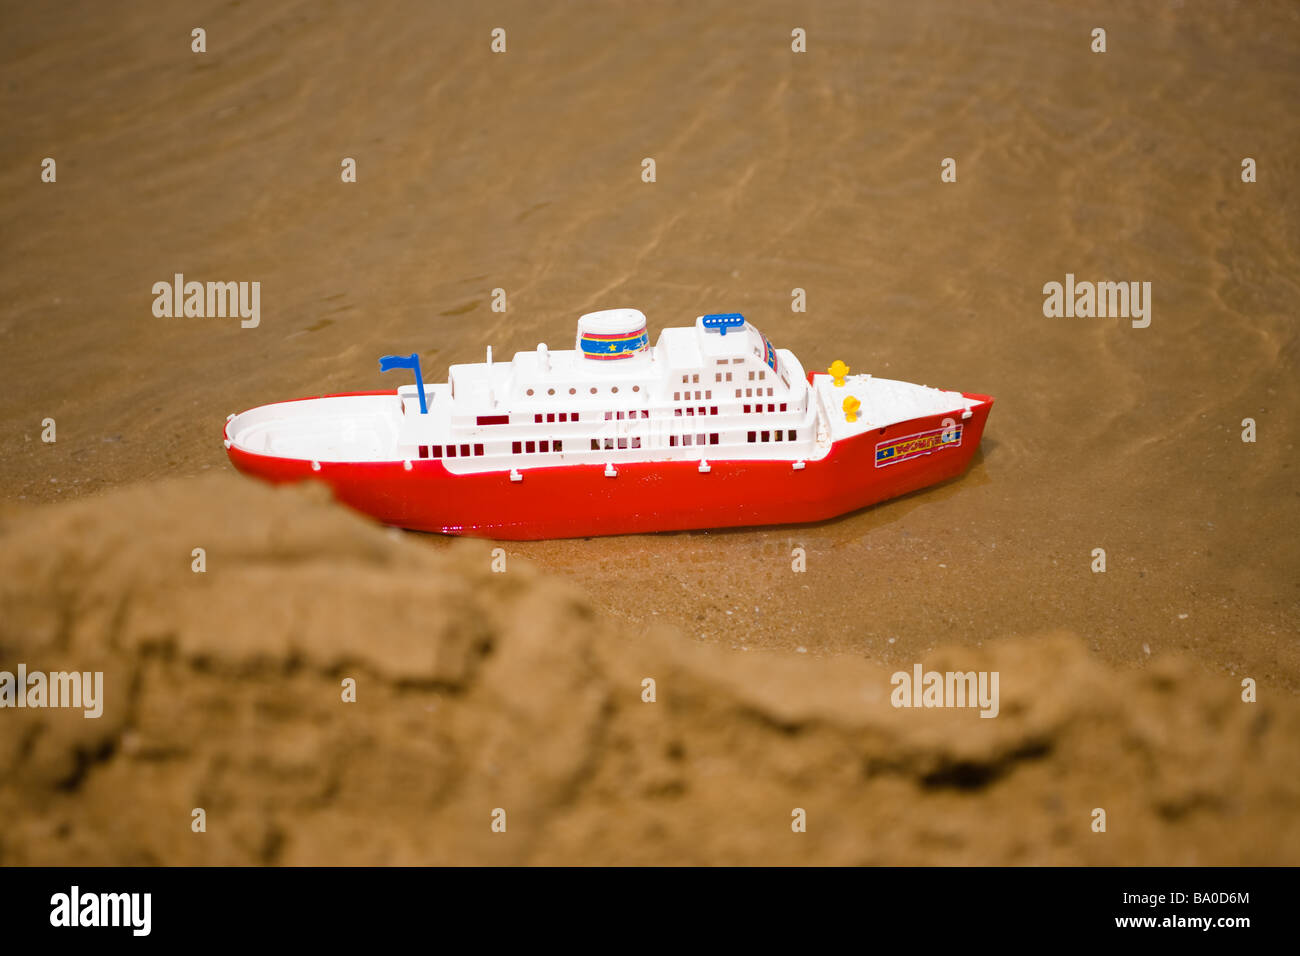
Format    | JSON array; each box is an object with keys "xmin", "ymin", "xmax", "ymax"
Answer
[
  {"xmin": 511, "ymin": 440, "xmax": 564, "ymax": 454},
  {"xmin": 525, "ymin": 384, "xmax": 642, "ymax": 397},
  {"xmin": 714, "ymin": 358, "xmax": 745, "ymax": 365},
  {"xmin": 669, "ymin": 434, "xmax": 720, "ymax": 447},
  {"xmin": 424, "ymin": 430, "xmax": 802, "ymax": 457},
  {"xmin": 420, "ymin": 443, "xmax": 485, "ymax": 459},
  {"xmin": 673, "ymin": 390, "xmax": 713, "ymax": 401},
  {"xmin": 484, "ymin": 401, "xmax": 790, "ymax": 427},
  {"xmin": 735, "ymin": 387, "xmax": 775, "ymax": 398}
]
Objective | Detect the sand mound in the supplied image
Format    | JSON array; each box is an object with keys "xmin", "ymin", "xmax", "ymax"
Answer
[{"xmin": 1, "ymin": 475, "xmax": 1296, "ymax": 864}]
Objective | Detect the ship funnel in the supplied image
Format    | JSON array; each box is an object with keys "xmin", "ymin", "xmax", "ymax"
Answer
[{"xmin": 576, "ymin": 308, "xmax": 649, "ymax": 361}]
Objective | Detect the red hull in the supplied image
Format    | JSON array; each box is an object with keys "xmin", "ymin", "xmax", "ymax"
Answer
[{"xmin": 224, "ymin": 386, "xmax": 994, "ymax": 540}]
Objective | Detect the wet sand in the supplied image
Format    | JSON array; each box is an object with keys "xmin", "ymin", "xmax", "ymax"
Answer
[{"xmin": 1, "ymin": 0, "xmax": 1298, "ymax": 863}]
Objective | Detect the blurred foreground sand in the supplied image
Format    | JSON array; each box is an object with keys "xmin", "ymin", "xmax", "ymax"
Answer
[{"xmin": 1, "ymin": 475, "xmax": 1296, "ymax": 865}]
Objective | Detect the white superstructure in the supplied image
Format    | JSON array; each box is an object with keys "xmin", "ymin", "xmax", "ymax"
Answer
[
  {"xmin": 227, "ymin": 310, "xmax": 977, "ymax": 469},
  {"xmin": 395, "ymin": 310, "xmax": 820, "ymax": 473}
]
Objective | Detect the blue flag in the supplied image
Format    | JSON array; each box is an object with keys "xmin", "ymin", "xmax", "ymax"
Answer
[{"xmin": 379, "ymin": 353, "xmax": 427, "ymax": 414}]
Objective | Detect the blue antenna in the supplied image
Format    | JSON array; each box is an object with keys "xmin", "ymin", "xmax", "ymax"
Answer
[
  {"xmin": 702, "ymin": 313, "xmax": 745, "ymax": 335},
  {"xmin": 379, "ymin": 353, "xmax": 428, "ymax": 414}
]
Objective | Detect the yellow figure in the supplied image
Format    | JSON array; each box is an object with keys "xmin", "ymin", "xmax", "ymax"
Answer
[
  {"xmin": 828, "ymin": 360, "xmax": 850, "ymax": 386},
  {"xmin": 843, "ymin": 395, "xmax": 861, "ymax": 423}
]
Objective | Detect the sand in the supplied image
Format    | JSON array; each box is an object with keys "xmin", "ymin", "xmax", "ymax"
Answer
[
  {"xmin": 1, "ymin": 0, "xmax": 1297, "ymax": 863},
  {"xmin": 1, "ymin": 475, "xmax": 1297, "ymax": 865}
]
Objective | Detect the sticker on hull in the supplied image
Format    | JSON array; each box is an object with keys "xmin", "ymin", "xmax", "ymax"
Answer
[{"xmin": 874, "ymin": 423, "xmax": 963, "ymax": 467}]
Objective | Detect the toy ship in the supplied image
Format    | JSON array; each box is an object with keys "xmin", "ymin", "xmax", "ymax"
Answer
[{"xmin": 224, "ymin": 309, "xmax": 994, "ymax": 539}]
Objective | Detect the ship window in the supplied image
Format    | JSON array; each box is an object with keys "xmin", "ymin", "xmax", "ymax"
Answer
[
  {"xmin": 632, "ymin": 385, "xmax": 641, "ymax": 392},
  {"xmin": 555, "ymin": 440, "xmax": 563, "ymax": 452},
  {"xmin": 617, "ymin": 438, "xmax": 627, "ymax": 449},
  {"xmin": 548, "ymin": 388, "xmax": 555, "ymax": 396},
  {"xmin": 618, "ymin": 411, "xmax": 626, "ymax": 420},
  {"xmin": 474, "ymin": 443, "xmax": 484, "ymax": 455},
  {"xmin": 710, "ymin": 434, "xmax": 719, "ymax": 445},
  {"xmin": 673, "ymin": 392, "xmax": 680, "ymax": 401},
  {"xmin": 788, "ymin": 430, "xmax": 796, "ymax": 440},
  {"xmin": 478, "ymin": 415, "xmax": 510, "ymax": 426},
  {"xmin": 447, "ymin": 445, "xmax": 457, "ymax": 458},
  {"xmin": 534, "ymin": 414, "xmax": 542, "ymax": 423},
  {"xmin": 681, "ymin": 375, "xmax": 689, "ymax": 384},
  {"xmin": 780, "ymin": 403, "xmax": 787, "ymax": 412},
  {"xmin": 715, "ymin": 373, "xmax": 722, "ymax": 382},
  {"xmin": 725, "ymin": 372, "xmax": 733, "ymax": 381},
  {"xmin": 747, "ymin": 431, "xmax": 756, "ymax": 443},
  {"xmin": 686, "ymin": 407, "xmax": 694, "ymax": 416},
  {"xmin": 774, "ymin": 431, "xmax": 782, "ymax": 442},
  {"xmin": 630, "ymin": 437, "xmax": 640, "ymax": 449},
  {"xmin": 669, "ymin": 436, "xmax": 678, "ymax": 447},
  {"xmin": 674, "ymin": 408, "xmax": 682, "ymax": 417},
  {"xmin": 743, "ymin": 405, "xmax": 750, "ymax": 413},
  {"xmin": 759, "ymin": 371, "xmax": 766, "ymax": 380},
  {"xmin": 761, "ymin": 431, "xmax": 770, "ymax": 442},
  {"xmin": 604, "ymin": 438, "xmax": 614, "ymax": 449},
  {"xmin": 710, "ymin": 406, "xmax": 718, "ymax": 415},
  {"xmin": 547, "ymin": 413, "xmax": 555, "ymax": 423},
  {"xmin": 612, "ymin": 386, "xmax": 619, "ymax": 394},
  {"xmin": 569, "ymin": 388, "xmax": 577, "ymax": 395},
  {"xmin": 512, "ymin": 441, "xmax": 522, "ymax": 454},
  {"xmin": 526, "ymin": 388, "xmax": 534, "ymax": 396},
  {"xmin": 748, "ymin": 371, "xmax": 755, "ymax": 381},
  {"xmin": 768, "ymin": 387, "xmax": 774, "ymax": 396},
  {"xmin": 683, "ymin": 435, "xmax": 693, "ymax": 447},
  {"xmin": 590, "ymin": 387, "xmax": 597, "ymax": 394},
  {"xmin": 418, "ymin": 446, "xmax": 428, "ymax": 459},
  {"xmin": 733, "ymin": 357, "xmax": 743, "ymax": 364},
  {"xmin": 526, "ymin": 441, "xmax": 535, "ymax": 453},
  {"xmin": 540, "ymin": 441, "xmax": 549, "ymax": 453},
  {"xmin": 431, "ymin": 446, "xmax": 443, "ymax": 458},
  {"xmin": 705, "ymin": 391, "xmax": 711, "ymax": 399},
  {"xmin": 461, "ymin": 444, "xmax": 470, "ymax": 457},
  {"xmin": 641, "ymin": 410, "xmax": 649, "ymax": 419},
  {"xmin": 591, "ymin": 439, "xmax": 600, "ymax": 450}
]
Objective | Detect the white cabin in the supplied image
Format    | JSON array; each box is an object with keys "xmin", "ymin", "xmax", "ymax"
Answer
[{"xmin": 394, "ymin": 310, "xmax": 819, "ymax": 472}]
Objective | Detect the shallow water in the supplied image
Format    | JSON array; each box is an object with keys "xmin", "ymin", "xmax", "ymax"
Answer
[{"xmin": 2, "ymin": 0, "xmax": 1297, "ymax": 688}]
